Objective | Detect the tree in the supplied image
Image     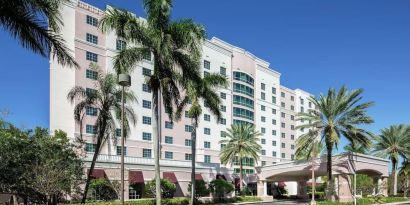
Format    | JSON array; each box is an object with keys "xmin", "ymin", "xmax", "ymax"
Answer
[
  {"xmin": 373, "ymin": 124, "xmax": 410, "ymax": 195},
  {"xmin": 296, "ymin": 86, "xmax": 374, "ymax": 200},
  {"xmin": 0, "ymin": 0, "xmax": 78, "ymax": 68},
  {"xmin": 343, "ymin": 142, "xmax": 368, "ymax": 154},
  {"xmin": 67, "ymin": 73, "xmax": 136, "ymax": 203},
  {"xmin": 175, "ymin": 73, "xmax": 227, "ymax": 205},
  {"xmin": 188, "ymin": 180, "xmax": 210, "ymax": 199},
  {"xmin": 144, "ymin": 178, "xmax": 176, "ymax": 199},
  {"xmin": 100, "ymin": 1, "xmax": 206, "ymax": 204},
  {"xmin": 209, "ymin": 179, "xmax": 234, "ymax": 202},
  {"xmin": 399, "ymin": 160, "xmax": 410, "ymax": 197},
  {"xmin": 219, "ymin": 124, "xmax": 262, "ymax": 193}
]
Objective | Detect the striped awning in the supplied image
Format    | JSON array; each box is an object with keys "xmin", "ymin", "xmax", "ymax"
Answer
[
  {"xmin": 90, "ymin": 169, "xmax": 106, "ymax": 179},
  {"xmin": 163, "ymin": 172, "xmax": 178, "ymax": 183},
  {"xmin": 195, "ymin": 173, "xmax": 203, "ymax": 180},
  {"xmin": 129, "ymin": 171, "xmax": 144, "ymax": 184}
]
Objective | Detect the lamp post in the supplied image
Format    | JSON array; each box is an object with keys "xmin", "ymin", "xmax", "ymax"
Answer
[{"xmin": 118, "ymin": 74, "xmax": 131, "ymax": 205}]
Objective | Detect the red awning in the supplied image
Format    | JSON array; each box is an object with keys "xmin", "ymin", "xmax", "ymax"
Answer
[
  {"xmin": 90, "ymin": 169, "xmax": 106, "ymax": 179},
  {"xmin": 163, "ymin": 172, "xmax": 178, "ymax": 183},
  {"xmin": 129, "ymin": 171, "xmax": 144, "ymax": 184},
  {"xmin": 195, "ymin": 173, "xmax": 203, "ymax": 180},
  {"xmin": 216, "ymin": 174, "xmax": 226, "ymax": 181}
]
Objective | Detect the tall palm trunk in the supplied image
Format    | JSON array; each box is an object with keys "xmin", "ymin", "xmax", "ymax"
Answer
[
  {"xmin": 81, "ymin": 121, "xmax": 106, "ymax": 203},
  {"xmin": 239, "ymin": 158, "xmax": 243, "ymax": 195},
  {"xmin": 392, "ymin": 159, "xmax": 397, "ymax": 195},
  {"xmin": 326, "ymin": 141, "xmax": 334, "ymax": 201},
  {"xmin": 152, "ymin": 90, "xmax": 161, "ymax": 205},
  {"xmin": 190, "ymin": 119, "xmax": 198, "ymax": 205}
]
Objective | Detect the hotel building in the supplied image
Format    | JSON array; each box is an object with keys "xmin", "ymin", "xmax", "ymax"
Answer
[{"xmin": 50, "ymin": 0, "xmax": 314, "ymax": 199}]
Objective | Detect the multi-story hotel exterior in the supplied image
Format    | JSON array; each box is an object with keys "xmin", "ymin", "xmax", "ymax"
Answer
[{"xmin": 49, "ymin": 0, "xmax": 316, "ymax": 199}]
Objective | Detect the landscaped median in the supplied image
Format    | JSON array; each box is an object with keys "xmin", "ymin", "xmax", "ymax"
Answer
[
  {"xmin": 70, "ymin": 196, "xmax": 262, "ymax": 205},
  {"xmin": 317, "ymin": 197, "xmax": 410, "ymax": 205}
]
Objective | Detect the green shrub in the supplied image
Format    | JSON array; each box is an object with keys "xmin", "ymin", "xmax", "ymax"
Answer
[
  {"xmin": 162, "ymin": 197, "xmax": 189, "ymax": 205},
  {"xmin": 209, "ymin": 179, "xmax": 234, "ymax": 202},
  {"xmin": 88, "ymin": 178, "xmax": 118, "ymax": 201},
  {"xmin": 144, "ymin": 178, "xmax": 176, "ymax": 198},
  {"xmin": 188, "ymin": 180, "xmax": 210, "ymax": 201},
  {"xmin": 308, "ymin": 191, "xmax": 325, "ymax": 200}
]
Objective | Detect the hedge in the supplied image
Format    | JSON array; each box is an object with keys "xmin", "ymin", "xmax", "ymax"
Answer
[{"xmin": 317, "ymin": 196, "xmax": 409, "ymax": 205}]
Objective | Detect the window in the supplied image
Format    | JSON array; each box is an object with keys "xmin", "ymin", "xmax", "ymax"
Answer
[
  {"xmin": 281, "ymin": 92, "xmax": 285, "ymax": 98},
  {"xmin": 85, "ymin": 143, "xmax": 96, "ymax": 152},
  {"xmin": 301, "ymin": 107, "xmax": 305, "ymax": 113},
  {"xmin": 233, "ymin": 107, "xmax": 254, "ymax": 120},
  {"xmin": 282, "ymin": 153, "xmax": 286, "ymax": 158},
  {"xmin": 185, "ymin": 153, "xmax": 192, "ymax": 160},
  {"xmin": 165, "ymin": 121, "xmax": 173, "ymax": 129},
  {"xmin": 143, "ymin": 149, "xmax": 152, "ymax": 158},
  {"xmin": 261, "ymin": 92, "xmax": 265, "ymax": 100},
  {"xmin": 143, "ymin": 52, "xmax": 151, "ymax": 61},
  {"xmin": 184, "ymin": 111, "xmax": 191, "ymax": 118},
  {"xmin": 165, "ymin": 136, "xmax": 173, "ymax": 144},
  {"xmin": 233, "ymin": 71, "xmax": 254, "ymax": 85},
  {"xmin": 261, "ymin": 105, "xmax": 265, "ymax": 111},
  {"xmin": 281, "ymin": 102, "xmax": 285, "ymax": 108},
  {"xmin": 204, "ymin": 155, "xmax": 211, "ymax": 163},
  {"xmin": 116, "ymin": 146, "xmax": 127, "ymax": 156},
  {"xmin": 86, "ymin": 33, "xmax": 98, "ymax": 44},
  {"xmin": 86, "ymin": 69, "xmax": 98, "ymax": 80},
  {"xmin": 129, "ymin": 187, "xmax": 139, "ymax": 199},
  {"xmin": 86, "ymin": 88, "xmax": 97, "ymax": 98},
  {"xmin": 185, "ymin": 139, "xmax": 192, "ymax": 146},
  {"xmin": 165, "ymin": 151, "xmax": 173, "ymax": 159},
  {"xmin": 142, "ymin": 132, "xmax": 151, "ymax": 141},
  {"xmin": 309, "ymin": 101, "xmax": 312, "ymax": 108},
  {"xmin": 233, "ymin": 95, "xmax": 254, "ymax": 108},
  {"xmin": 86, "ymin": 124, "xmax": 97, "ymax": 134},
  {"xmin": 291, "ymin": 115, "xmax": 295, "ymax": 120},
  {"xmin": 272, "ymin": 87, "xmax": 276, "ymax": 94},
  {"xmin": 272, "ymin": 119, "xmax": 276, "ymax": 125},
  {"xmin": 220, "ymin": 67, "xmax": 226, "ymax": 76},
  {"xmin": 142, "ymin": 68, "xmax": 152, "ymax": 76},
  {"xmin": 220, "ymin": 92, "xmax": 226, "ymax": 99},
  {"xmin": 221, "ymin": 144, "xmax": 226, "ymax": 149},
  {"xmin": 261, "ymin": 127, "xmax": 266, "ymax": 134},
  {"xmin": 204, "ymin": 71, "xmax": 210, "ymax": 77},
  {"xmin": 142, "ymin": 84, "xmax": 151, "ymax": 93},
  {"xmin": 272, "ymin": 151, "xmax": 277, "ymax": 157},
  {"xmin": 291, "ymin": 154, "xmax": 295, "ymax": 160},
  {"xmin": 300, "ymin": 98, "xmax": 304, "ymax": 105},
  {"xmin": 261, "ymin": 83, "xmax": 265, "ymax": 90},
  {"xmin": 261, "ymin": 150, "xmax": 266, "ymax": 156},
  {"xmin": 291, "ymin": 144, "xmax": 295, "ymax": 150},
  {"xmin": 86, "ymin": 51, "xmax": 98, "ymax": 62},
  {"xmin": 291, "ymin": 125, "xmax": 295, "ymax": 130},
  {"xmin": 272, "ymin": 130, "xmax": 277, "ymax": 136},
  {"xmin": 115, "ymin": 128, "xmax": 121, "ymax": 137},
  {"xmin": 204, "ymin": 128, "xmax": 211, "ymax": 135},
  {"xmin": 281, "ymin": 112, "xmax": 285, "ymax": 118},
  {"xmin": 272, "ymin": 96, "xmax": 276, "ymax": 104},
  {"xmin": 220, "ymin": 131, "xmax": 227, "ymax": 138},
  {"xmin": 204, "ymin": 114, "xmax": 210, "ymax": 121},
  {"xmin": 142, "ymin": 100, "xmax": 151, "ymax": 109},
  {"xmin": 261, "ymin": 116, "xmax": 266, "ymax": 122},
  {"xmin": 142, "ymin": 116, "xmax": 151, "ymax": 125},
  {"xmin": 219, "ymin": 118, "xmax": 226, "ymax": 125},
  {"xmin": 272, "ymin": 140, "xmax": 277, "ymax": 146},
  {"xmin": 86, "ymin": 106, "xmax": 97, "ymax": 116},
  {"xmin": 204, "ymin": 141, "xmax": 211, "ymax": 148},
  {"xmin": 116, "ymin": 39, "xmax": 126, "ymax": 50},
  {"xmin": 204, "ymin": 60, "xmax": 210, "ymax": 70},
  {"xmin": 281, "ymin": 143, "xmax": 285, "ymax": 148},
  {"xmin": 291, "ymin": 96, "xmax": 295, "ymax": 101},
  {"xmin": 185, "ymin": 125, "xmax": 193, "ymax": 132},
  {"xmin": 86, "ymin": 15, "xmax": 98, "ymax": 26},
  {"xmin": 281, "ymin": 123, "xmax": 285, "ymax": 128},
  {"xmin": 262, "ymin": 161, "xmax": 266, "ymax": 166},
  {"xmin": 233, "ymin": 83, "xmax": 254, "ymax": 97},
  {"xmin": 281, "ymin": 133, "xmax": 285, "ymax": 138},
  {"xmin": 291, "ymin": 135, "xmax": 295, "ymax": 140},
  {"xmin": 261, "ymin": 138, "xmax": 266, "ymax": 144},
  {"xmin": 220, "ymin": 105, "xmax": 226, "ymax": 112},
  {"xmin": 272, "ymin": 108, "xmax": 276, "ymax": 114},
  {"xmin": 291, "ymin": 105, "xmax": 295, "ymax": 111}
]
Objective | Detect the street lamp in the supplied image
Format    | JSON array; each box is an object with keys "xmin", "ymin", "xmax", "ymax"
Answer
[{"xmin": 118, "ymin": 74, "xmax": 131, "ymax": 205}]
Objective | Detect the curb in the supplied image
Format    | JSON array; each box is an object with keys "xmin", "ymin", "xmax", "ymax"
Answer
[{"xmin": 373, "ymin": 201, "xmax": 410, "ymax": 205}]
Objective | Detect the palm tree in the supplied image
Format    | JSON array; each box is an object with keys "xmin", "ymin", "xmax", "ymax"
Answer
[
  {"xmin": 220, "ymin": 124, "xmax": 262, "ymax": 194},
  {"xmin": 296, "ymin": 86, "xmax": 374, "ymax": 200},
  {"xmin": 343, "ymin": 142, "xmax": 368, "ymax": 154},
  {"xmin": 399, "ymin": 159, "xmax": 410, "ymax": 197},
  {"xmin": 0, "ymin": 0, "xmax": 78, "ymax": 68},
  {"xmin": 99, "ymin": 1, "xmax": 205, "ymax": 203},
  {"xmin": 67, "ymin": 73, "xmax": 136, "ymax": 203},
  {"xmin": 373, "ymin": 124, "xmax": 410, "ymax": 195},
  {"xmin": 175, "ymin": 73, "xmax": 228, "ymax": 204}
]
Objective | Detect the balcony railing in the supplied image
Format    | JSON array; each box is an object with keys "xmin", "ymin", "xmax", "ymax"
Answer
[{"xmin": 84, "ymin": 153, "xmax": 220, "ymax": 169}]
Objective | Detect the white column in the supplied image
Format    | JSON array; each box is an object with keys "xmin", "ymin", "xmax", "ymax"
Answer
[{"xmin": 263, "ymin": 181, "xmax": 268, "ymax": 196}]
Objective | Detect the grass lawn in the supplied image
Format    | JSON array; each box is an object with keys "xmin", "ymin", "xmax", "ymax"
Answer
[{"xmin": 317, "ymin": 197, "xmax": 409, "ymax": 205}]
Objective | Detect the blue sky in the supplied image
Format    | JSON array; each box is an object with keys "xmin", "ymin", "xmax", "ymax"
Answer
[{"xmin": 0, "ymin": 0, "xmax": 409, "ymax": 149}]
